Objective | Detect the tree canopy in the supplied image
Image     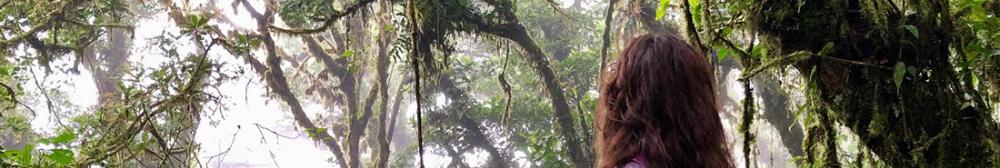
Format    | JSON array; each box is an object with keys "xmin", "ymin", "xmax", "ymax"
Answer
[{"xmin": 0, "ymin": 0, "xmax": 998, "ymax": 167}]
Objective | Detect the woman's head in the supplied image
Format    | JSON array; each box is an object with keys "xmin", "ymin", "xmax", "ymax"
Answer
[{"xmin": 595, "ymin": 33, "xmax": 732, "ymax": 168}]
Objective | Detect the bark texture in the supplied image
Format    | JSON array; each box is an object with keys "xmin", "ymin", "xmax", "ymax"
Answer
[{"xmin": 751, "ymin": 0, "xmax": 997, "ymax": 166}]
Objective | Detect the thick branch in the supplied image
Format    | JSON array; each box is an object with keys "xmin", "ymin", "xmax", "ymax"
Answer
[
  {"xmin": 479, "ymin": 22, "xmax": 590, "ymax": 167},
  {"xmin": 269, "ymin": 0, "xmax": 376, "ymax": 34},
  {"xmin": 0, "ymin": 0, "xmax": 81, "ymax": 48},
  {"xmin": 246, "ymin": 1, "xmax": 349, "ymax": 167}
]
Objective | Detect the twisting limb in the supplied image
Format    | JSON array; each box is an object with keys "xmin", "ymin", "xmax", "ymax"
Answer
[
  {"xmin": 479, "ymin": 22, "xmax": 590, "ymax": 167},
  {"xmin": 229, "ymin": 0, "xmax": 349, "ymax": 167},
  {"xmin": 268, "ymin": 0, "xmax": 376, "ymax": 35},
  {"xmin": 498, "ymin": 42, "xmax": 513, "ymax": 126},
  {"xmin": 0, "ymin": 0, "xmax": 80, "ymax": 48}
]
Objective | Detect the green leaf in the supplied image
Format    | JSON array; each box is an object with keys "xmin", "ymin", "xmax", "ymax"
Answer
[
  {"xmin": 721, "ymin": 28, "xmax": 733, "ymax": 37},
  {"xmin": 49, "ymin": 131, "xmax": 76, "ymax": 144},
  {"xmin": 342, "ymin": 49, "xmax": 354, "ymax": 59},
  {"xmin": 717, "ymin": 47, "xmax": 728, "ymax": 61},
  {"xmin": 46, "ymin": 149, "xmax": 74, "ymax": 165},
  {"xmin": 751, "ymin": 45, "xmax": 766, "ymax": 59},
  {"xmin": 893, "ymin": 62, "xmax": 906, "ymax": 89},
  {"xmin": 690, "ymin": 0, "xmax": 701, "ymax": 24},
  {"xmin": 186, "ymin": 14, "xmax": 210, "ymax": 31},
  {"xmin": 655, "ymin": 0, "xmax": 671, "ymax": 20},
  {"xmin": 901, "ymin": 25, "xmax": 919, "ymax": 39},
  {"xmin": 0, "ymin": 66, "xmax": 10, "ymax": 76},
  {"xmin": 13, "ymin": 144, "xmax": 33, "ymax": 165},
  {"xmin": 818, "ymin": 42, "xmax": 836, "ymax": 56}
]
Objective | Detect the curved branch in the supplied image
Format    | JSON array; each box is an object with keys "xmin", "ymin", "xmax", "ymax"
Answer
[
  {"xmin": 479, "ymin": 22, "xmax": 590, "ymax": 167},
  {"xmin": 269, "ymin": 0, "xmax": 376, "ymax": 35},
  {"xmin": 243, "ymin": 1, "xmax": 350, "ymax": 167},
  {"xmin": 0, "ymin": 0, "xmax": 80, "ymax": 48}
]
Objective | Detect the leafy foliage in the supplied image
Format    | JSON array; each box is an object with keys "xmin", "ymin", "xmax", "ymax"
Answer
[{"xmin": 278, "ymin": 0, "xmax": 335, "ymax": 27}]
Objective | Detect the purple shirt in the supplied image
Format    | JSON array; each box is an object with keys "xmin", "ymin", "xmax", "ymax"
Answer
[{"xmin": 623, "ymin": 153, "xmax": 647, "ymax": 168}]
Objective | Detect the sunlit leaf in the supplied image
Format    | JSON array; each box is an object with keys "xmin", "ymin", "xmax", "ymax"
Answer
[
  {"xmin": 655, "ymin": 0, "xmax": 671, "ymax": 20},
  {"xmin": 50, "ymin": 131, "xmax": 76, "ymax": 144},
  {"xmin": 46, "ymin": 149, "xmax": 74, "ymax": 165},
  {"xmin": 717, "ymin": 47, "xmax": 728, "ymax": 61},
  {"xmin": 342, "ymin": 49, "xmax": 354, "ymax": 59}
]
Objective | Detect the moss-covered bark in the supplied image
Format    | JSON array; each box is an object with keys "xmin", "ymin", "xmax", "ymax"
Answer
[{"xmin": 749, "ymin": 0, "xmax": 998, "ymax": 166}]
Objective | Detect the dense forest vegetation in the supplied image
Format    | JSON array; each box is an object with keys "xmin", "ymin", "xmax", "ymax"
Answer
[{"xmin": 0, "ymin": 0, "xmax": 997, "ymax": 167}]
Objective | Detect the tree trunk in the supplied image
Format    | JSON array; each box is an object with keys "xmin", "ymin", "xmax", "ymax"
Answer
[
  {"xmin": 373, "ymin": 14, "xmax": 396, "ymax": 167},
  {"xmin": 751, "ymin": 0, "xmax": 997, "ymax": 166}
]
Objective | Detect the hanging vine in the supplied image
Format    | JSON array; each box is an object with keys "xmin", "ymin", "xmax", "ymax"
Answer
[{"xmin": 405, "ymin": 0, "xmax": 427, "ymax": 166}]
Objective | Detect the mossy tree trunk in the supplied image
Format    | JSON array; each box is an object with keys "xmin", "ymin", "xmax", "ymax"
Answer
[{"xmin": 748, "ymin": 0, "xmax": 998, "ymax": 166}]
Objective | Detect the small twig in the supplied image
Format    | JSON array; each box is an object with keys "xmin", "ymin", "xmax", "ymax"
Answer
[
  {"xmin": 819, "ymin": 55, "xmax": 891, "ymax": 70},
  {"xmin": 29, "ymin": 66, "xmax": 55, "ymax": 120},
  {"xmin": 739, "ymin": 51, "xmax": 812, "ymax": 80},
  {"xmin": 203, "ymin": 127, "xmax": 240, "ymax": 167},
  {"xmin": 715, "ymin": 35, "xmax": 751, "ymax": 58},
  {"xmin": 253, "ymin": 123, "xmax": 300, "ymax": 139}
]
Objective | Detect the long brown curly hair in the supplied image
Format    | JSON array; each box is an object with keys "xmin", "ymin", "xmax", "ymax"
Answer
[{"xmin": 595, "ymin": 33, "xmax": 733, "ymax": 168}]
